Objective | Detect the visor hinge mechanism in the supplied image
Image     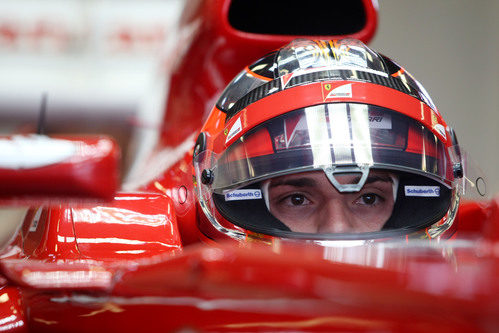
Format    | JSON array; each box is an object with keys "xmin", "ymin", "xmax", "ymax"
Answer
[
  {"xmin": 453, "ymin": 163, "xmax": 463, "ymax": 179},
  {"xmin": 201, "ymin": 169, "xmax": 214, "ymax": 185}
]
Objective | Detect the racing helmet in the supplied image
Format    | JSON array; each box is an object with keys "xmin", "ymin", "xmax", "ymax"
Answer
[{"xmin": 193, "ymin": 38, "xmax": 467, "ymax": 241}]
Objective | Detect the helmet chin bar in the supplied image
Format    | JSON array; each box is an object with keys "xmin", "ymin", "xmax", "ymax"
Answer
[{"xmin": 323, "ymin": 164, "xmax": 370, "ymax": 193}]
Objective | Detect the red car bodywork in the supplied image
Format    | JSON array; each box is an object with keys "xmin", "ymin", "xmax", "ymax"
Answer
[{"xmin": 0, "ymin": 1, "xmax": 498, "ymax": 332}]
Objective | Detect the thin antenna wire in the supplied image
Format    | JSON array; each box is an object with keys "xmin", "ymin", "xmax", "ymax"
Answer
[{"xmin": 37, "ymin": 93, "xmax": 48, "ymax": 135}]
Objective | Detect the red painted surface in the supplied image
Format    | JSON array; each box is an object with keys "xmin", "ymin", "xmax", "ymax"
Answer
[
  {"xmin": 0, "ymin": 136, "xmax": 120, "ymax": 203},
  {"xmin": 0, "ymin": 0, "xmax": 498, "ymax": 331},
  {"xmin": 160, "ymin": 0, "xmax": 378, "ymax": 147},
  {"xmin": 4, "ymin": 193, "xmax": 181, "ymax": 263},
  {"xmin": 4, "ymin": 225, "xmax": 499, "ymax": 332},
  {"xmin": 0, "ymin": 287, "xmax": 26, "ymax": 332}
]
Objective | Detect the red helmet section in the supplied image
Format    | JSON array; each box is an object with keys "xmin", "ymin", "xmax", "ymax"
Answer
[{"xmin": 215, "ymin": 81, "xmax": 449, "ymax": 153}]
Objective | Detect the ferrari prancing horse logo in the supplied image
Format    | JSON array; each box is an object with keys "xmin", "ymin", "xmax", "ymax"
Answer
[{"xmin": 321, "ymin": 82, "xmax": 353, "ymax": 100}]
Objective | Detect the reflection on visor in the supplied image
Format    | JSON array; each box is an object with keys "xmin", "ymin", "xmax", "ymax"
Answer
[
  {"xmin": 210, "ymin": 103, "xmax": 451, "ymax": 193},
  {"xmin": 277, "ymin": 39, "xmax": 387, "ymax": 78}
]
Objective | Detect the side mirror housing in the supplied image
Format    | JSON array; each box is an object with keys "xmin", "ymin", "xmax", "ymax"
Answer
[{"xmin": 0, "ymin": 134, "xmax": 120, "ymax": 205}]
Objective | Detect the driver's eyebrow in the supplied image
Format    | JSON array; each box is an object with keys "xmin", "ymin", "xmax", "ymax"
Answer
[{"xmin": 269, "ymin": 177, "xmax": 317, "ymax": 188}]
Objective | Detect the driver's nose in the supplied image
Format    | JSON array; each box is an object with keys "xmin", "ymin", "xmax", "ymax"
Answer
[{"xmin": 317, "ymin": 199, "xmax": 353, "ymax": 233}]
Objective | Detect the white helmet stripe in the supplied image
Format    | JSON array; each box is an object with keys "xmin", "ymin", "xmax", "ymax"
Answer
[
  {"xmin": 327, "ymin": 103, "xmax": 353, "ymax": 164},
  {"xmin": 305, "ymin": 105, "xmax": 333, "ymax": 167},
  {"xmin": 350, "ymin": 103, "xmax": 374, "ymax": 166}
]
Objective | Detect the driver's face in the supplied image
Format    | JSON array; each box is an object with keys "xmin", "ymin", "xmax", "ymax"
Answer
[{"xmin": 267, "ymin": 170, "xmax": 395, "ymax": 233}]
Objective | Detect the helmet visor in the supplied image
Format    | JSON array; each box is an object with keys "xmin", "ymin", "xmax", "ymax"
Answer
[
  {"xmin": 205, "ymin": 103, "xmax": 453, "ymax": 194},
  {"xmin": 194, "ymin": 103, "xmax": 460, "ymax": 239}
]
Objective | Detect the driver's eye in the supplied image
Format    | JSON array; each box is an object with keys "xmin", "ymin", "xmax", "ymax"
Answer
[
  {"xmin": 361, "ymin": 193, "xmax": 377, "ymax": 205},
  {"xmin": 290, "ymin": 194, "xmax": 306, "ymax": 206}
]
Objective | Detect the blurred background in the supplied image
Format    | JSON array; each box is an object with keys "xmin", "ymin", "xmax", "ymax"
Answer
[
  {"xmin": 0, "ymin": 0, "xmax": 183, "ymax": 177},
  {"xmin": 371, "ymin": 0, "xmax": 499, "ymax": 197},
  {"xmin": 0, "ymin": 0, "xmax": 497, "ymax": 194}
]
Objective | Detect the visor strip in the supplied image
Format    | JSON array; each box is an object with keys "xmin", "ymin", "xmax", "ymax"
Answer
[
  {"xmin": 350, "ymin": 104, "xmax": 374, "ymax": 165},
  {"xmin": 305, "ymin": 105, "xmax": 333, "ymax": 167},
  {"xmin": 328, "ymin": 104, "xmax": 353, "ymax": 164}
]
